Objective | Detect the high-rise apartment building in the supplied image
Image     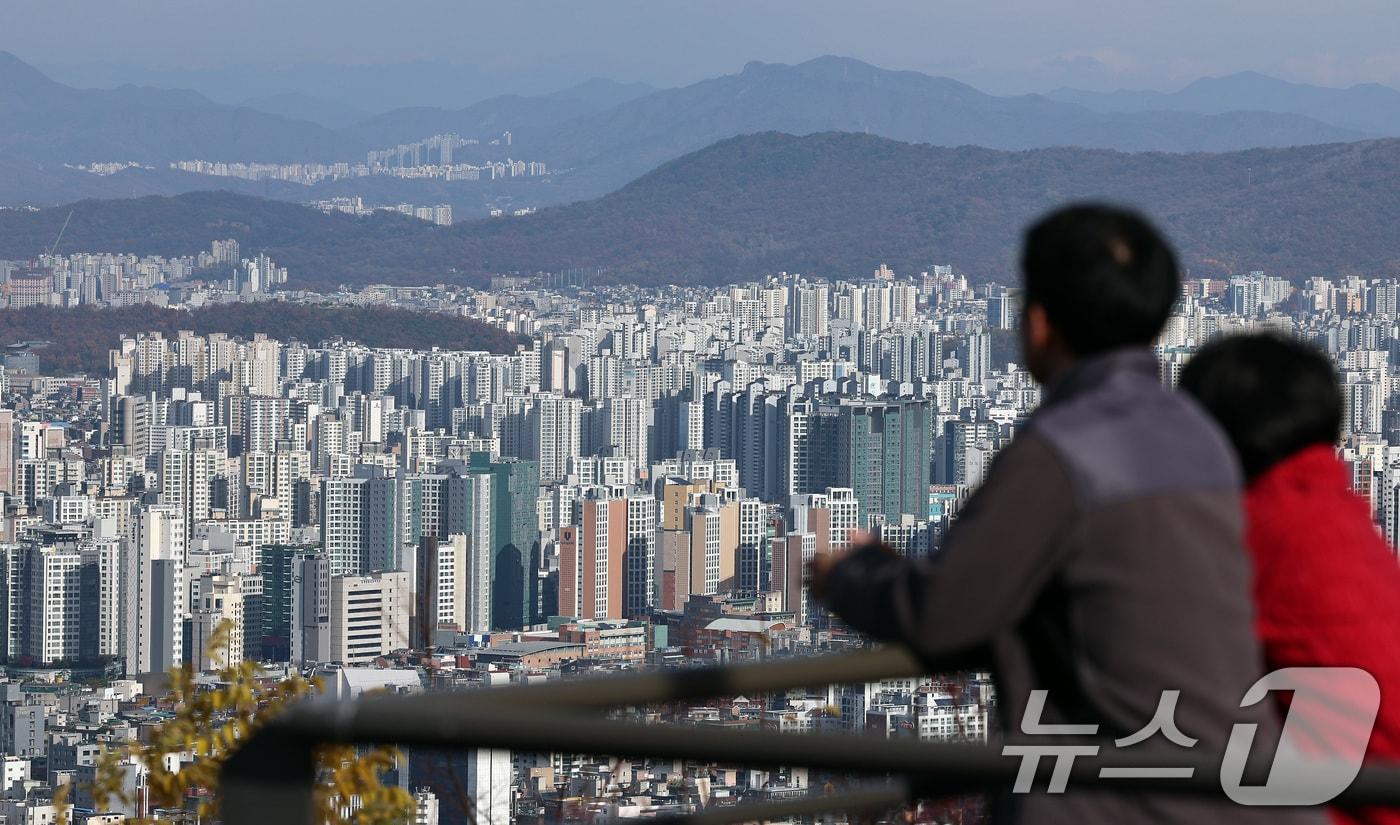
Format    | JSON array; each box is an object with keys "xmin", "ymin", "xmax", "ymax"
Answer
[
  {"xmin": 771, "ymin": 532, "xmax": 817, "ymax": 624},
  {"xmin": 415, "ymin": 533, "xmax": 488, "ymax": 640},
  {"xmin": 126, "ymin": 505, "xmax": 186, "ymax": 676},
  {"xmin": 556, "ymin": 489, "xmax": 656, "ymax": 621},
  {"xmin": 189, "ymin": 573, "xmax": 244, "ymax": 670},
  {"xmin": 528, "ymin": 395, "xmax": 582, "ymax": 484},
  {"xmin": 321, "ymin": 466, "xmax": 403, "ymax": 576},
  {"xmin": 806, "ymin": 399, "xmax": 930, "ymax": 526},
  {"xmin": 0, "ymin": 409, "xmax": 14, "ymax": 495},
  {"xmin": 559, "ymin": 495, "xmax": 623, "ymax": 620},
  {"xmin": 257, "ymin": 544, "xmax": 320, "ymax": 662},
  {"xmin": 14, "ymin": 530, "xmax": 99, "ymax": 666}
]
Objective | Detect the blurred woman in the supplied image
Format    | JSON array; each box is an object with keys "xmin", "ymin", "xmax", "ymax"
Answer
[{"xmin": 1181, "ymin": 333, "xmax": 1400, "ymax": 825}]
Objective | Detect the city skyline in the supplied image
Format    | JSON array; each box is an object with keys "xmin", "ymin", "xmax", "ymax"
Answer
[{"xmin": 2, "ymin": 3, "xmax": 1399, "ymax": 822}]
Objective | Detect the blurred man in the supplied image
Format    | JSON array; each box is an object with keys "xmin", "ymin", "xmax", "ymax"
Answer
[
  {"xmin": 1181, "ymin": 333, "xmax": 1400, "ymax": 825},
  {"xmin": 811, "ymin": 205, "xmax": 1321, "ymax": 824}
]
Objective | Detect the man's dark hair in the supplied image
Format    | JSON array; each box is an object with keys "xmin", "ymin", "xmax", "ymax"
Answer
[
  {"xmin": 1021, "ymin": 203, "xmax": 1180, "ymax": 354},
  {"xmin": 1178, "ymin": 333, "xmax": 1342, "ymax": 480}
]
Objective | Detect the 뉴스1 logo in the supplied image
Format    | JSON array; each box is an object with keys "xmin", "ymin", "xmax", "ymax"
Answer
[{"xmin": 1001, "ymin": 667, "xmax": 1380, "ymax": 805}]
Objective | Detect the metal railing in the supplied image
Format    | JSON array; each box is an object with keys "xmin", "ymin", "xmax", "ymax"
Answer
[{"xmin": 221, "ymin": 648, "xmax": 1400, "ymax": 825}]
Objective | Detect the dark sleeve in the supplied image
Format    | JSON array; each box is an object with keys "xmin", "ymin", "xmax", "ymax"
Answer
[{"xmin": 820, "ymin": 432, "xmax": 1077, "ymax": 663}]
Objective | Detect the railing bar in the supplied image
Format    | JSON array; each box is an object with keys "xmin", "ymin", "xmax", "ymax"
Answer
[
  {"xmin": 407, "ymin": 647, "xmax": 926, "ymax": 714},
  {"xmin": 267, "ymin": 703, "xmax": 1400, "ymax": 807},
  {"xmin": 221, "ymin": 732, "xmax": 317, "ymax": 825},
  {"xmin": 222, "ymin": 643, "xmax": 1400, "ymax": 820},
  {"xmin": 1334, "ymin": 763, "xmax": 1400, "ymax": 807},
  {"xmin": 278, "ymin": 702, "xmax": 1008, "ymax": 775},
  {"xmin": 642, "ymin": 781, "xmax": 911, "ymax": 825}
]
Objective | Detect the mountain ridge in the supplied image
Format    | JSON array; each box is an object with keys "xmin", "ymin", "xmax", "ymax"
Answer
[
  {"xmin": 0, "ymin": 50, "xmax": 366, "ymax": 164},
  {"xmin": 238, "ymin": 92, "xmax": 374, "ymax": 130},
  {"xmin": 512, "ymin": 55, "xmax": 1368, "ymax": 198},
  {"xmin": 0, "ymin": 51, "xmax": 1375, "ymax": 210},
  {"xmin": 1046, "ymin": 71, "xmax": 1400, "ymax": 135},
  {"xmin": 4, "ymin": 132, "xmax": 1400, "ymax": 289}
]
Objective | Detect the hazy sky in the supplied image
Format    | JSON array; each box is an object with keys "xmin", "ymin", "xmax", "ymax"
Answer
[{"xmin": 11, "ymin": 0, "xmax": 1400, "ymax": 97}]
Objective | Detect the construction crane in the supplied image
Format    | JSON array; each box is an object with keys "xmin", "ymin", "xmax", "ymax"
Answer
[{"xmin": 46, "ymin": 209, "xmax": 74, "ymax": 258}]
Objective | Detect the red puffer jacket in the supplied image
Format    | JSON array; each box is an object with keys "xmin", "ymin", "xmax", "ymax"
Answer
[{"xmin": 1246, "ymin": 444, "xmax": 1400, "ymax": 825}]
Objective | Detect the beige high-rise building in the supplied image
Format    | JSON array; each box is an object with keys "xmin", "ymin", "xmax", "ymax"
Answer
[
  {"xmin": 658, "ymin": 491, "xmax": 741, "ymax": 609},
  {"xmin": 190, "ymin": 573, "xmax": 244, "ymax": 670},
  {"xmin": 326, "ymin": 571, "xmax": 410, "ymax": 666}
]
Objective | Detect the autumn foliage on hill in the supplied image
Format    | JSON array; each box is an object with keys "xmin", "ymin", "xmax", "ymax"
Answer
[{"xmin": 0, "ymin": 303, "xmax": 522, "ymax": 376}]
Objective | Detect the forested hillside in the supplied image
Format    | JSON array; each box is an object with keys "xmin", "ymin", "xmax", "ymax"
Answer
[
  {"xmin": 0, "ymin": 303, "xmax": 521, "ymax": 375},
  {"xmin": 5, "ymin": 132, "xmax": 1400, "ymax": 287}
]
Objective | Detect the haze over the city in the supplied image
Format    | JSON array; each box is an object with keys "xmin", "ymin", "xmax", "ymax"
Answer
[
  {"xmin": 4, "ymin": 4, "xmax": 1400, "ymax": 825},
  {"xmin": 12, "ymin": 0, "xmax": 1400, "ymax": 108}
]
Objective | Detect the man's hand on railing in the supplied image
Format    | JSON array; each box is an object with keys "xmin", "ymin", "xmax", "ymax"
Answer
[
  {"xmin": 808, "ymin": 531, "xmax": 895, "ymax": 602},
  {"xmin": 807, "ymin": 551, "xmax": 841, "ymax": 601}
]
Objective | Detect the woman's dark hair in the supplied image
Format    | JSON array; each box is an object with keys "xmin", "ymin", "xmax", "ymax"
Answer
[
  {"xmin": 1021, "ymin": 203, "xmax": 1180, "ymax": 355},
  {"xmin": 1178, "ymin": 333, "xmax": 1342, "ymax": 480}
]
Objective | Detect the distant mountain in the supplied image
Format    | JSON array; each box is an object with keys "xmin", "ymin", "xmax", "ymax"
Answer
[
  {"xmin": 0, "ymin": 51, "xmax": 365, "ymax": 164},
  {"xmin": 438, "ymin": 131, "xmax": 1400, "ymax": 285},
  {"xmin": 1047, "ymin": 72, "xmax": 1400, "ymax": 136},
  {"xmin": 541, "ymin": 78, "xmax": 657, "ymax": 109},
  {"xmin": 0, "ymin": 52, "xmax": 1380, "ymax": 210},
  {"xmin": 5, "ymin": 132, "xmax": 1400, "ymax": 289},
  {"xmin": 238, "ymin": 93, "xmax": 374, "ymax": 130},
  {"xmin": 37, "ymin": 57, "xmax": 588, "ymax": 113},
  {"xmin": 343, "ymin": 94, "xmax": 602, "ymax": 150},
  {"xmin": 0, "ymin": 50, "xmax": 69, "ymax": 109},
  {"xmin": 342, "ymin": 78, "xmax": 656, "ymax": 149},
  {"xmin": 518, "ymin": 56, "xmax": 1367, "ymax": 199}
]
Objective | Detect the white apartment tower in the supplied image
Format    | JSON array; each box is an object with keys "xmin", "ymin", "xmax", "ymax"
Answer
[
  {"xmin": 20, "ymin": 541, "xmax": 87, "ymax": 664},
  {"xmin": 418, "ymin": 535, "xmax": 467, "ymax": 640},
  {"xmin": 624, "ymin": 494, "xmax": 658, "ymax": 617},
  {"xmin": 529, "ymin": 395, "xmax": 582, "ymax": 484},
  {"xmin": 126, "ymin": 506, "xmax": 186, "ymax": 676},
  {"xmin": 465, "ymin": 749, "xmax": 513, "ymax": 825},
  {"xmin": 603, "ymin": 397, "xmax": 649, "ymax": 473}
]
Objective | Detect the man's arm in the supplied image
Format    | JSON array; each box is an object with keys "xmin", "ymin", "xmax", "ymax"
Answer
[{"xmin": 817, "ymin": 432, "xmax": 1077, "ymax": 662}]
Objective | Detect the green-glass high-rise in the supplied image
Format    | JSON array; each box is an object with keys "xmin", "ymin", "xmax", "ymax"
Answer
[
  {"xmin": 469, "ymin": 452, "xmax": 539, "ymax": 630},
  {"xmin": 808, "ymin": 398, "xmax": 931, "ymax": 526}
]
